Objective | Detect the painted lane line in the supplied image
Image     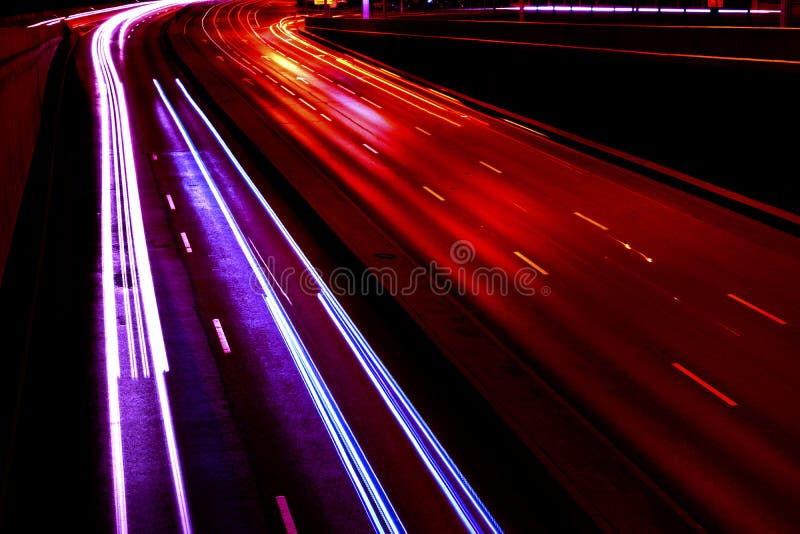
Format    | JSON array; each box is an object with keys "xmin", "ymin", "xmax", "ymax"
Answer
[
  {"xmin": 166, "ymin": 194, "xmax": 176, "ymax": 210},
  {"xmin": 298, "ymin": 98, "xmax": 316, "ymax": 111},
  {"xmin": 360, "ymin": 96, "xmax": 383, "ymax": 109},
  {"xmin": 423, "ymin": 186, "xmax": 446, "ymax": 202},
  {"xmin": 275, "ymin": 496, "xmax": 298, "ymax": 534},
  {"xmin": 180, "ymin": 232, "xmax": 193, "ymax": 253},
  {"xmin": 320, "ymin": 113, "xmax": 332, "ymax": 122},
  {"xmin": 280, "ymin": 84, "xmax": 295, "ymax": 96},
  {"xmin": 265, "ymin": 73, "xmax": 278, "ymax": 84},
  {"xmin": 286, "ymin": 56, "xmax": 299, "ymax": 64},
  {"xmin": 337, "ymin": 83, "xmax": 356, "ymax": 95},
  {"xmin": 318, "ymin": 73, "xmax": 333, "ymax": 83},
  {"xmin": 513, "ymin": 251, "xmax": 549, "ymax": 276},
  {"xmin": 726, "ymin": 293, "xmax": 787, "ymax": 325},
  {"xmin": 212, "ymin": 319, "xmax": 232, "ymax": 354},
  {"xmin": 479, "ymin": 160, "xmax": 503, "ymax": 174},
  {"xmin": 512, "ymin": 202, "xmax": 528, "ymax": 213},
  {"xmin": 362, "ymin": 143, "xmax": 379, "ymax": 155},
  {"xmin": 300, "ymin": 63, "xmax": 314, "ymax": 72},
  {"xmin": 415, "ymin": 126, "xmax": 432, "ymax": 136},
  {"xmin": 242, "ymin": 77, "xmax": 254, "ymax": 86},
  {"xmin": 672, "ymin": 362, "xmax": 738, "ymax": 407},
  {"xmin": 573, "ymin": 211, "xmax": 609, "ymax": 231}
]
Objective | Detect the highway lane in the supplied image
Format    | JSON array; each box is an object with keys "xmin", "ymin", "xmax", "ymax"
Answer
[
  {"xmin": 79, "ymin": 1, "xmax": 544, "ymax": 532},
  {"xmin": 180, "ymin": 2, "xmax": 800, "ymax": 532}
]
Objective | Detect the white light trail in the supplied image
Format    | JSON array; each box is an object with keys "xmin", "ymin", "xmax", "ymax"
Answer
[{"xmin": 92, "ymin": 3, "xmax": 197, "ymax": 532}]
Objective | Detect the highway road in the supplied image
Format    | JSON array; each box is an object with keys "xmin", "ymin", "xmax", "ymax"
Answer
[
  {"xmin": 33, "ymin": 0, "xmax": 800, "ymax": 532},
  {"xmin": 175, "ymin": 2, "xmax": 800, "ymax": 532},
  {"xmin": 66, "ymin": 1, "xmax": 591, "ymax": 532}
]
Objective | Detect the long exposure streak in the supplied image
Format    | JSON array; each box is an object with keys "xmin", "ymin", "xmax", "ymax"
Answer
[
  {"xmin": 173, "ymin": 76, "xmax": 502, "ymax": 534},
  {"xmin": 154, "ymin": 78, "xmax": 405, "ymax": 534},
  {"xmin": 93, "ymin": 3, "xmax": 196, "ymax": 533}
]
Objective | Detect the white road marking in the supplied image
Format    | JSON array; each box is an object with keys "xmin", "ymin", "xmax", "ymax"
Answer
[
  {"xmin": 180, "ymin": 232, "xmax": 192, "ymax": 253},
  {"xmin": 298, "ymin": 98, "xmax": 316, "ymax": 110},
  {"xmin": 514, "ymin": 250, "xmax": 549, "ymax": 276},
  {"xmin": 479, "ymin": 160, "xmax": 503, "ymax": 174},
  {"xmin": 573, "ymin": 211, "xmax": 609, "ymax": 231},
  {"xmin": 360, "ymin": 96, "xmax": 382, "ymax": 109},
  {"xmin": 212, "ymin": 318, "xmax": 231, "ymax": 354}
]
